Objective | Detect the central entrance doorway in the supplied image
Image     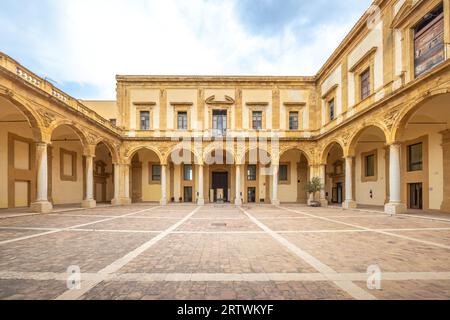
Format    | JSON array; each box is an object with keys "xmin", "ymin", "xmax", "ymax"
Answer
[{"xmin": 212, "ymin": 172, "xmax": 228, "ymax": 202}]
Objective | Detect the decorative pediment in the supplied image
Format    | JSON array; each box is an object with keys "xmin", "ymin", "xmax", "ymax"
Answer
[
  {"xmin": 390, "ymin": 0, "xmax": 416, "ymax": 29},
  {"xmin": 205, "ymin": 95, "xmax": 235, "ymax": 105}
]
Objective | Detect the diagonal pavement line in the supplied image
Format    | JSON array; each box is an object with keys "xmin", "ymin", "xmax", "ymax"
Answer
[
  {"xmin": 55, "ymin": 206, "xmax": 201, "ymax": 300},
  {"xmin": 278, "ymin": 206, "xmax": 450, "ymax": 250},
  {"xmin": 238, "ymin": 206, "xmax": 376, "ymax": 300},
  {"xmin": 0, "ymin": 205, "xmax": 162, "ymax": 246}
]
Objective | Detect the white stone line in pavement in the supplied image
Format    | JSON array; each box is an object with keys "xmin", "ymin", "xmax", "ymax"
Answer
[
  {"xmin": 278, "ymin": 206, "xmax": 450, "ymax": 250},
  {"xmin": 55, "ymin": 206, "xmax": 202, "ymax": 300},
  {"xmin": 51, "ymin": 214, "xmax": 184, "ymax": 220},
  {"xmin": 3, "ymin": 271, "xmax": 450, "ymax": 283},
  {"xmin": 256, "ymin": 214, "xmax": 388, "ymax": 220},
  {"xmin": 0, "ymin": 206, "xmax": 162, "ymax": 246},
  {"xmin": 238, "ymin": 207, "xmax": 376, "ymax": 300},
  {"xmin": 2, "ymin": 225, "xmax": 450, "ymax": 235}
]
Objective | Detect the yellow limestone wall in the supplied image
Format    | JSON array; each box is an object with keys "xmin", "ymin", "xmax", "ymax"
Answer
[
  {"xmin": 0, "ymin": 123, "xmax": 34, "ymax": 208},
  {"xmin": 51, "ymin": 142, "xmax": 84, "ymax": 205}
]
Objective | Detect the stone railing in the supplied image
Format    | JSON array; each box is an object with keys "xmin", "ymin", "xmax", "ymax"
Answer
[{"xmin": 0, "ymin": 52, "xmax": 121, "ymax": 135}]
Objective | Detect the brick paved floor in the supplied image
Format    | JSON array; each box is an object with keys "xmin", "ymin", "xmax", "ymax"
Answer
[{"xmin": 0, "ymin": 203, "xmax": 450, "ymax": 300}]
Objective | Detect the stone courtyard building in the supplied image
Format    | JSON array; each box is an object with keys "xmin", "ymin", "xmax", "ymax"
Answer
[{"xmin": 0, "ymin": 0, "xmax": 449, "ymax": 215}]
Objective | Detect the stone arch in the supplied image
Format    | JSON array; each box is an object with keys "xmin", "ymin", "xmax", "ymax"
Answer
[
  {"xmin": 48, "ymin": 120, "xmax": 88, "ymax": 149},
  {"xmin": 278, "ymin": 146, "xmax": 312, "ymax": 165},
  {"xmin": 0, "ymin": 88, "xmax": 43, "ymax": 141},
  {"xmin": 320, "ymin": 139, "xmax": 345, "ymax": 164},
  {"xmin": 95, "ymin": 139, "xmax": 120, "ymax": 164},
  {"xmin": 163, "ymin": 145, "xmax": 202, "ymax": 165},
  {"xmin": 239, "ymin": 144, "xmax": 272, "ymax": 165},
  {"xmin": 203, "ymin": 142, "xmax": 236, "ymax": 165},
  {"xmin": 392, "ymin": 87, "xmax": 450, "ymax": 142},
  {"xmin": 126, "ymin": 145, "xmax": 163, "ymax": 165},
  {"xmin": 347, "ymin": 123, "xmax": 389, "ymax": 157}
]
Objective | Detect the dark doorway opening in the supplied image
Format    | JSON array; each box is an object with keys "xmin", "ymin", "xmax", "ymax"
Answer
[
  {"xmin": 247, "ymin": 187, "xmax": 256, "ymax": 203},
  {"xmin": 409, "ymin": 183, "xmax": 423, "ymax": 210},
  {"xmin": 333, "ymin": 183, "xmax": 343, "ymax": 204},
  {"xmin": 212, "ymin": 172, "xmax": 228, "ymax": 202},
  {"xmin": 184, "ymin": 187, "xmax": 193, "ymax": 203}
]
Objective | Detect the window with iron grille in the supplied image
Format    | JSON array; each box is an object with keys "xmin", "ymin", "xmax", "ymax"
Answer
[
  {"xmin": 328, "ymin": 99, "xmax": 335, "ymax": 121},
  {"xmin": 152, "ymin": 165, "xmax": 161, "ymax": 182},
  {"xmin": 247, "ymin": 165, "xmax": 257, "ymax": 181},
  {"xmin": 289, "ymin": 112, "xmax": 299, "ymax": 130},
  {"xmin": 408, "ymin": 143, "xmax": 423, "ymax": 172},
  {"xmin": 140, "ymin": 111, "xmax": 150, "ymax": 130},
  {"xmin": 360, "ymin": 68, "xmax": 371, "ymax": 100},
  {"xmin": 184, "ymin": 164, "xmax": 193, "ymax": 181},
  {"xmin": 279, "ymin": 165, "xmax": 289, "ymax": 182},
  {"xmin": 177, "ymin": 112, "xmax": 188, "ymax": 130},
  {"xmin": 252, "ymin": 111, "xmax": 263, "ymax": 130}
]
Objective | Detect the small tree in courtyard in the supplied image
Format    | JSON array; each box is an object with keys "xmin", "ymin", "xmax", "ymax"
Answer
[{"xmin": 305, "ymin": 177, "xmax": 324, "ymax": 207}]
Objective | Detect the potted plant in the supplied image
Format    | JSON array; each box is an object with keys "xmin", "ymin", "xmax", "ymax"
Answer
[{"xmin": 305, "ymin": 177, "xmax": 324, "ymax": 207}]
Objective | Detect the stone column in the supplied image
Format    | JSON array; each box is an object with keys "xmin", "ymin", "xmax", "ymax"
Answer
[
  {"xmin": 82, "ymin": 155, "xmax": 96, "ymax": 208},
  {"xmin": 111, "ymin": 163, "xmax": 121, "ymax": 205},
  {"xmin": 235, "ymin": 164, "xmax": 242, "ymax": 205},
  {"xmin": 385, "ymin": 143, "xmax": 407, "ymax": 214},
  {"xmin": 342, "ymin": 157, "xmax": 357, "ymax": 209},
  {"xmin": 197, "ymin": 164, "xmax": 205, "ymax": 205},
  {"xmin": 319, "ymin": 164, "xmax": 328, "ymax": 207},
  {"xmin": 271, "ymin": 165, "xmax": 280, "ymax": 205},
  {"xmin": 31, "ymin": 142, "xmax": 53, "ymax": 213},
  {"xmin": 441, "ymin": 130, "xmax": 450, "ymax": 212},
  {"xmin": 121, "ymin": 164, "xmax": 132, "ymax": 205},
  {"xmin": 160, "ymin": 164, "xmax": 168, "ymax": 205}
]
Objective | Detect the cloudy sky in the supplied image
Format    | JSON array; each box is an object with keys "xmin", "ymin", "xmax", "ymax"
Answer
[{"xmin": 0, "ymin": 0, "xmax": 372, "ymax": 100}]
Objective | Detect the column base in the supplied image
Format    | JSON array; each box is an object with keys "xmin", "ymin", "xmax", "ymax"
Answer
[
  {"xmin": 120, "ymin": 198, "xmax": 132, "ymax": 205},
  {"xmin": 234, "ymin": 198, "xmax": 242, "ymax": 206},
  {"xmin": 385, "ymin": 202, "xmax": 407, "ymax": 215},
  {"xmin": 197, "ymin": 198, "xmax": 205, "ymax": 206},
  {"xmin": 271, "ymin": 199, "xmax": 280, "ymax": 206},
  {"xmin": 342, "ymin": 200, "xmax": 357, "ymax": 209},
  {"xmin": 320, "ymin": 199, "xmax": 329, "ymax": 208},
  {"xmin": 31, "ymin": 201, "xmax": 53, "ymax": 214},
  {"xmin": 82, "ymin": 199, "xmax": 97, "ymax": 208},
  {"xmin": 160, "ymin": 198, "xmax": 168, "ymax": 206},
  {"xmin": 111, "ymin": 199, "xmax": 121, "ymax": 206}
]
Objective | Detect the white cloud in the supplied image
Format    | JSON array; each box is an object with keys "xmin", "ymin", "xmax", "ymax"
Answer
[{"xmin": 6, "ymin": 0, "xmax": 368, "ymax": 99}]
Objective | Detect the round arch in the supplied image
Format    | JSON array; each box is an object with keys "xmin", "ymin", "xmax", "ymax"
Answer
[
  {"xmin": 95, "ymin": 140, "xmax": 119, "ymax": 164},
  {"xmin": 392, "ymin": 88, "xmax": 450, "ymax": 142},
  {"xmin": 49, "ymin": 121, "xmax": 88, "ymax": 149},
  {"xmin": 203, "ymin": 143, "xmax": 236, "ymax": 165},
  {"xmin": 239, "ymin": 145, "xmax": 272, "ymax": 165},
  {"xmin": 0, "ymin": 91, "xmax": 43, "ymax": 141},
  {"xmin": 347, "ymin": 123, "xmax": 389, "ymax": 157},
  {"xmin": 279, "ymin": 146, "xmax": 312, "ymax": 165},
  {"xmin": 126, "ymin": 145, "xmax": 163, "ymax": 165},
  {"xmin": 320, "ymin": 139, "xmax": 345, "ymax": 164},
  {"xmin": 164, "ymin": 146, "xmax": 202, "ymax": 165}
]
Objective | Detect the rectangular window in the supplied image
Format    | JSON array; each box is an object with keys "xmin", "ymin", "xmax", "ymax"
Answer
[
  {"xmin": 289, "ymin": 112, "xmax": 299, "ymax": 130},
  {"xmin": 360, "ymin": 68, "xmax": 371, "ymax": 100},
  {"xmin": 414, "ymin": 4, "xmax": 444, "ymax": 77},
  {"xmin": 140, "ymin": 111, "xmax": 150, "ymax": 130},
  {"xmin": 279, "ymin": 165, "xmax": 289, "ymax": 182},
  {"xmin": 212, "ymin": 110, "xmax": 227, "ymax": 135},
  {"xmin": 247, "ymin": 165, "xmax": 257, "ymax": 181},
  {"xmin": 177, "ymin": 112, "xmax": 188, "ymax": 130},
  {"xmin": 328, "ymin": 99, "xmax": 335, "ymax": 121},
  {"xmin": 183, "ymin": 164, "xmax": 193, "ymax": 181},
  {"xmin": 252, "ymin": 111, "xmax": 263, "ymax": 130},
  {"xmin": 365, "ymin": 154, "xmax": 375, "ymax": 177},
  {"xmin": 408, "ymin": 143, "xmax": 423, "ymax": 172},
  {"xmin": 152, "ymin": 165, "xmax": 161, "ymax": 182}
]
